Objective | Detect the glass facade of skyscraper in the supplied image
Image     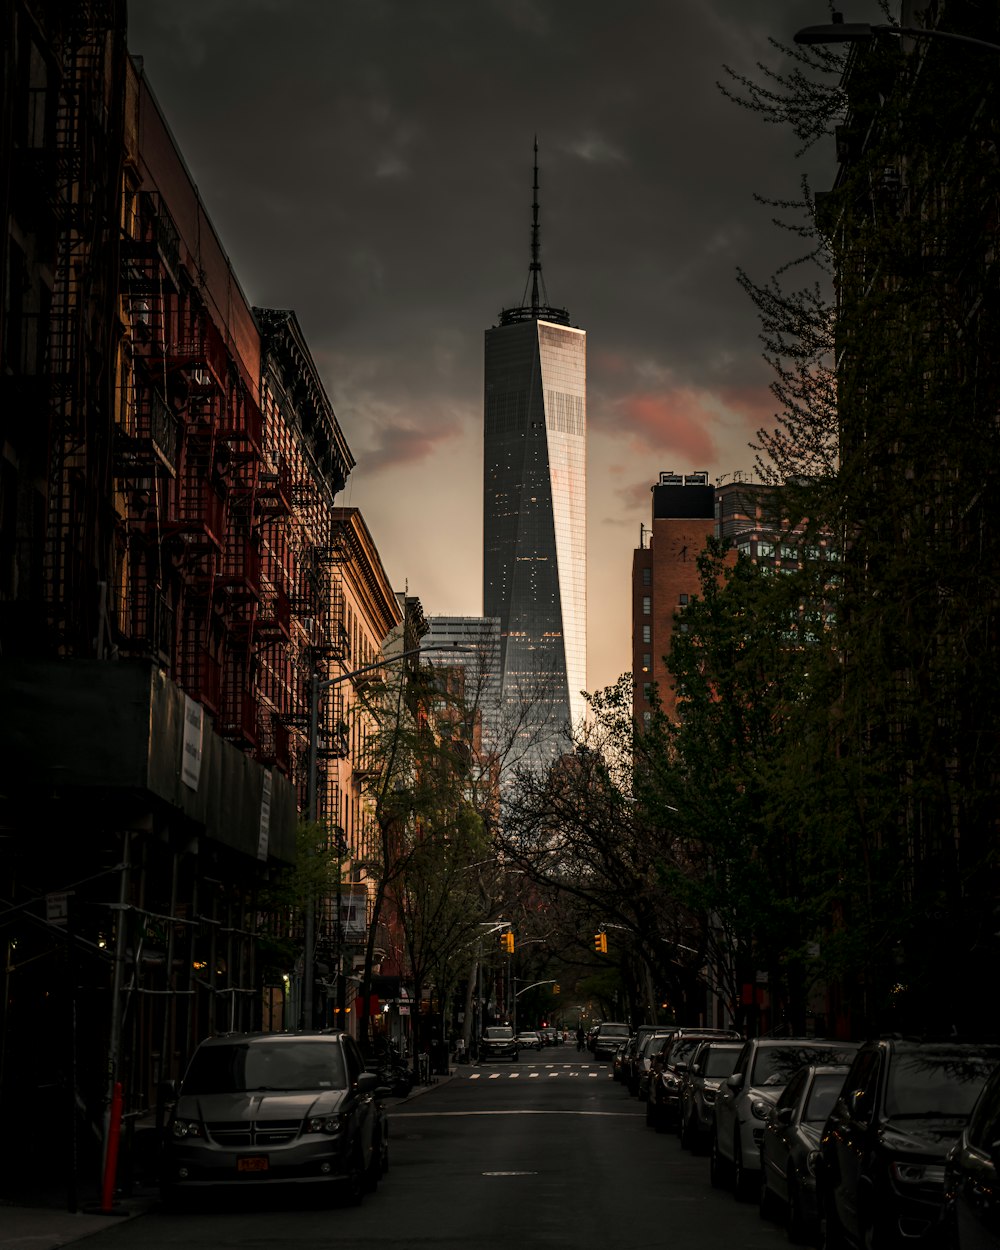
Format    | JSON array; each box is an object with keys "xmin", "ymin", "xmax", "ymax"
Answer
[{"xmin": 483, "ymin": 317, "xmax": 587, "ymax": 769}]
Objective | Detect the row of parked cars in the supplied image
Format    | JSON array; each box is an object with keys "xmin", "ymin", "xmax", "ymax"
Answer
[{"xmin": 609, "ymin": 1025, "xmax": 1000, "ymax": 1250}]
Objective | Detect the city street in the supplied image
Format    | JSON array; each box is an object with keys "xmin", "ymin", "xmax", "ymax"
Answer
[{"xmin": 72, "ymin": 1058, "xmax": 784, "ymax": 1250}]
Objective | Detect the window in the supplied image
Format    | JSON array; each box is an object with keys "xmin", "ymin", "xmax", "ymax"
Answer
[
  {"xmin": 642, "ymin": 624, "xmax": 651, "ymax": 644},
  {"xmin": 642, "ymin": 711, "xmax": 651, "ymax": 727},
  {"xmin": 757, "ymin": 540, "xmax": 775, "ymax": 559},
  {"xmin": 678, "ymin": 593, "xmax": 688, "ymax": 606},
  {"xmin": 642, "ymin": 596, "xmax": 651, "ymax": 616},
  {"xmin": 643, "ymin": 683, "xmax": 651, "ymax": 702},
  {"xmin": 642, "ymin": 653, "xmax": 651, "ymax": 671},
  {"xmin": 642, "ymin": 567, "xmax": 651, "ymax": 586}
]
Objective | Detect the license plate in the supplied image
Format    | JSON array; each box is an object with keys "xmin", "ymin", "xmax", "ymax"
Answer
[{"xmin": 237, "ymin": 1156, "xmax": 268, "ymax": 1172}]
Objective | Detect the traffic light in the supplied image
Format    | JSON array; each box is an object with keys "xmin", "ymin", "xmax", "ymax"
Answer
[
  {"xmin": 594, "ymin": 931, "xmax": 607, "ymax": 954},
  {"xmin": 501, "ymin": 930, "xmax": 514, "ymax": 954}
]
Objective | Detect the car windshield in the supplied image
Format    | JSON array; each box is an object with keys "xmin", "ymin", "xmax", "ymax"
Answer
[
  {"xmin": 703, "ymin": 1046, "xmax": 741, "ymax": 1078},
  {"xmin": 642, "ymin": 1033, "xmax": 671, "ymax": 1056},
  {"xmin": 182, "ymin": 1041, "xmax": 347, "ymax": 1094},
  {"xmin": 885, "ymin": 1052, "xmax": 999, "ymax": 1119},
  {"xmin": 484, "ymin": 1028, "xmax": 514, "ymax": 1040},
  {"xmin": 803, "ymin": 1073, "xmax": 848, "ymax": 1123},
  {"xmin": 669, "ymin": 1039, "xmax": 702, "ymax": 1065},
  {"xmin": 751, "ymin": 1045, "xmax": 856, "ymax": 1089}
]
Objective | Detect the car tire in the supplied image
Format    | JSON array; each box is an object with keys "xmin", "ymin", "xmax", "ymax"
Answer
[
  {"xmin": 820, "ymin": 1190, "xmax": 845, "ymax": 1250},
  {"xmin": 734, "ymin": 1136, "xmax": 756, "ymax": 1202},
  {"xmin": 341, "ymin": 1147, "xmax": 366, "ymax": 1207},
  {"xmin": 786, "ymin": 1179, "xmax": 809, "ymax": 1245},
  {"xmin": 710, "ymin": 1130, "xmax": 732, "ymax": 1189},
  {"xmin": 759, "ymin": 1158, "xmax": 782, "ymax": 1222}
]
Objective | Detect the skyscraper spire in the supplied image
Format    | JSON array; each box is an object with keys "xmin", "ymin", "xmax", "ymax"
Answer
[
  {"xmin": 530, "ymin": 136, "xmax": 541, "ymax": 316},
  {"xmin": 499, "ymin": 139, "xmax": 569, "ymax": 327}
]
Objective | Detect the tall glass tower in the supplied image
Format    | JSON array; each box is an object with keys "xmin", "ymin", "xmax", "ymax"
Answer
[{"xmin": 483, "ymin": 143, "xmax": 586, "ymax": 770}]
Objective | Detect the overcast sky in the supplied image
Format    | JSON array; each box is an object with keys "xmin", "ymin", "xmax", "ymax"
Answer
[{"xmin": 126, "ymin": 0, "xmax": 889, "ymax": 697}]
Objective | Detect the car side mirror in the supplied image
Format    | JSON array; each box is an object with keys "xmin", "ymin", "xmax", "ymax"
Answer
[
  {"xmin": 356, "ymin": 1072, "xmax": 379, "ymax": 1094},
  {"xmin": 775, "ymin": 1105, "xmax": 794, "ymax": 1124},
  {"xmin": 726, "ymin": 1072, "xmax": 744, "ymax": 1090},
  {"xmin": 692, "ymin": 1064, "xmax": 702, "ymax": 1075}
]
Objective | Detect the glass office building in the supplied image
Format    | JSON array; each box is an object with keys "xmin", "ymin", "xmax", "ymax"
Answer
[{"xmin": 483, "ymin": 314, "xmax": 587, "ymax": 771}]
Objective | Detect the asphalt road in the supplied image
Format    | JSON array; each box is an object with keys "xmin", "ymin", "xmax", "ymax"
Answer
[{"xmin": 75, "ymin": 1056, "xmax": 786, "ymax": 1250}]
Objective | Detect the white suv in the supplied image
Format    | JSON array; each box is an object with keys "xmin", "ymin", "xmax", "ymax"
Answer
[{"xmin": 711, "ymin": 1037, "xmax": 858, "ymax": 1200}]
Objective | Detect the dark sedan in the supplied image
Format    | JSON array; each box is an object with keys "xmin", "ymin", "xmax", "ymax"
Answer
[
  {"xmin": 944, "ymin": 1060, "xmax": 1000, "ymax": 1250},
  {"xmin": 591, "ymin": 1022, "xmax": 631, "ymax": 1060},
  {"xmin": 819, "ymin": 1039, "xmax": 1000, "ymax": 1250},
  {"xmin": 759, "ymin": 1063, "xmax": 849, "ymax": 1241},
  {"xmin": 679, "ymin": 1040, "xmax": 743, "ymax": 1153}
]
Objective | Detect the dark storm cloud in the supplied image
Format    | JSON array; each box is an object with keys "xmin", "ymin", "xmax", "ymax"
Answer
[
  {"xmin": 127, "ymin": 0, "xmax": 885, "ymax": 686},
  {"xmin": 128, "ymin": 0, "xmax": 867, "ymax": 463}
]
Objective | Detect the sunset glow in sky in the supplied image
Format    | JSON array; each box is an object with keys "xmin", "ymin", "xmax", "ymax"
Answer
[{"xmin": 127, "ymin": 0, "xmax": 889, "ymax": 696}]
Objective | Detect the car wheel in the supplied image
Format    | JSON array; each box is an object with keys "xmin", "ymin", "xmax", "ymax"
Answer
[
  {"xmin": 341, "ymin": 1147, "xmax": 366, "ymax": 1207},
  {"xmin": 786, "ymin": 1179, "xmax": 809, "ymax": 1245},
  {"xmin": 820, "ymin": 1190, "xmax": 845, "ymax": 1250},
  {"xmin": 710, "ymin": 1130, "xmax": 732, "ymax": 1189},
  {"xmin": 759, "ymin": 1157, "xmax": 782, "ymax": 1222},
  {"xmin": 734, "ymin": 1136, "xmax": 756, "ymax": 1202}
]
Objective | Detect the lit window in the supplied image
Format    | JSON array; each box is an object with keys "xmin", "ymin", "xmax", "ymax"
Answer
[
  {"xmin": 642, "ymin": 625, "xmax": 651, "ymax": 644},
  {"xmin": 642, "ymin": 596, "xmax": 651, "ymax": 616}
]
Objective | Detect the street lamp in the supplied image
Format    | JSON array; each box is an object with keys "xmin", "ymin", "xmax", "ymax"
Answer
[
  {"xmin": 301, "ymin": 640, "xmax": 473, "ymax": 1028},
  {"xmin": 794, "ymin": 16, "xmax": 1000, "ymax": 55}
]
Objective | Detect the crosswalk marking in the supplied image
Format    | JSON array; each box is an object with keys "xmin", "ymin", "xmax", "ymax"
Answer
[{"xmin": 464, "ymin": 1068, "xmax": 613, "ymax": 1081}]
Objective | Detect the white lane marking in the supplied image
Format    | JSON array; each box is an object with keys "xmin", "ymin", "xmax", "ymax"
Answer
[
  {"xmin": 528, "ymin": 1072, "xmax": 539, "ymax": 1078},
  {"xmin": 548, "ymin": 1072, "xmax": 559, "ymax": 1078},
  {"xmin": 588, "ymin": 1072, "xmax": 597, "ymax": 1078},
  {"xmin": 509, "ymin": 1072, "xmax": 520, "ymax": 1079},
  {"xmin": 469, "ymin": 1073, "xmax": 481, "ymax": 1080},
  {"xmin": 392, "ymin": 1110, "xmax": 644, "ymax": 1118},
  {"xmin": 483, "ymin": 1171, "xmax": 537, "ymax": 1176},
  {"xmin": 489, "ymin": 1072, "xmax": 500, "ymax": 1079}
]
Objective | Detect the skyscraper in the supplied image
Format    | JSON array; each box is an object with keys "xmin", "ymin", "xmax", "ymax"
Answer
[{"xmin": 483, "ymin": 144, "xmax": 586, "ymax": 770}]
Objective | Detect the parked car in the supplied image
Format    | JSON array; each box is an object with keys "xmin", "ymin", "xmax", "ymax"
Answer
[
  {"xmin": 591, "ymin": 1022, "xmax": 631, "ymax": 1060},
  {"xmin": 679, "ymin": 1040, "xmax": 743, "ymax": 1153},
  {"xmin": 758, "ymin": 1063, "xmax": 850, "ymax": 1241},
  {"xmin": 515, "ymin": 1030, "xmax": 542, "ymax": 1051},
  {"xmin": 612, "ymin": 1039, "xmax": 630, "ymax": 1081},
  {"xmin": 648, "ymin": 1028, "xmax": 743, "ymax": 1132},
  {"xmin": 480, "ymin": 1026, "xmax": 519, "ymax": 1062},
  {"xmin": 637, "ymin": 1031, "xmax": 678, "ymax": 1102},
  {"xmin": 625, "ymin": 1027, "xmax": 674, "ymax": 1096},
  {"xmin": 161, "ymin": 1030, "xmax": 388, "ymax": 1207},
  {"xmin": 819, "ymin": 1039, "xmax": 1000, "ymax": 1250},
  {"xmin": 944, "ymin": 1059, "xmax": 1000, "ymax": 1250},
  {"xmin": 713, "ymin": 1037, "xmax": 858, "ymax": 1201}
]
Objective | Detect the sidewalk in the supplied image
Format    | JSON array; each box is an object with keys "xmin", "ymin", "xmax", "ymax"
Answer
[
  {"xmin": 0, "ymin": 1071, "xmax": 455, "ymax": 1250},
  {"xmin": 0, "ymin": 1196, "xmax": 153, "ymax": 1250}
]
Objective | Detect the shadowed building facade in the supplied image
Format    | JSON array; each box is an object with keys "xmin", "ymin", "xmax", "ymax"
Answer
[{"xmin": 483, "ymin": 146, "xmax": 586, "ymax": 772}]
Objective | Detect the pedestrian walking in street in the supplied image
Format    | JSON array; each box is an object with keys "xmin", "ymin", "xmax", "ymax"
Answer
[{"xmin": 576, "ymin": 1026, "xmax": 585, "ymax": 1052}]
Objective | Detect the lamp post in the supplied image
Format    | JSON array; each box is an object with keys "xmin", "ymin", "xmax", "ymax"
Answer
[
  {"xmin": 794, "ymin": 16, "xmax": 1000, "ymax": 55},
  {"xmin": 301, "ymin": 640, "xmax": 472, "ymax": 1029}
]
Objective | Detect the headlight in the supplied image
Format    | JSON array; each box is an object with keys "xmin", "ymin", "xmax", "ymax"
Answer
[
  {"xmin": 306, "ymin": 1113, "xmax": 348, "ymax": 1135},
  {"xmin": 171, "ymin": 1118, "xmax": 204, "ymax": 1139},
  {"xmin": 664, "ymin": 1075, "xmax": 679, "ymax": 1089},
  {"xmin": 750, "ymin": 1098, "xmax": 772, "ymax": 1120},
  {"xmin": 891, "ymin": 1161, "xmax": 946, "ymax": 1186}
]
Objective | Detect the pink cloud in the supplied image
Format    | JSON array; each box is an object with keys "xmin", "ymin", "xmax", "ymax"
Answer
[
  {"xmin": 614, "ymin": 390, "xmax": 718, "ymax": 464},
  {"xmin": 361, "ymin": 417, "xmax": 461, "ymax": 473},
  {"xmin": 717, "ymin": 382, "xmax": 777, "ymax": 434}
]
